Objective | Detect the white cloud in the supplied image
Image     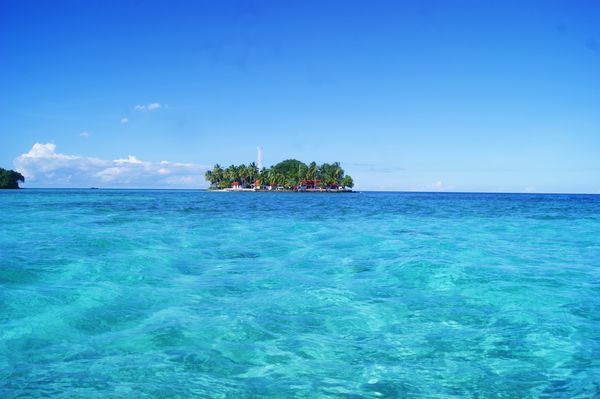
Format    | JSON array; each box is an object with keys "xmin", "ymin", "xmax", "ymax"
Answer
[
  {"xmin": 14, "ymin": 143, "xmax": 208, "ymax": 188},
  {"xmin": 80, "ymin": 131, "xmax": 91, "ymax": 137},
  {"xmin": 430, "ymin": 181, "xmax": 455, "ymax": 192},
  {"xmin": 134, "ymin": 102, "xmax": 161, "ymax": 112},
  {"xmin": 120, "ymin": 117, "xmax": 129, "ymax": 124},
  {"xmin": 147, "ymin": 102, "xmax": 161, "ymax": 110},
  {"xmin": 404, "ymin": 180, "xmax": 457, "ymax": 192},
  {"xmin": 114, "ymin": 155, "xmax": 142, "ymax": 165}
]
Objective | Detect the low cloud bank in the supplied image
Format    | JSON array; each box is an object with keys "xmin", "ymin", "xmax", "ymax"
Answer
[{"xmin": 14, "ymin": 143, "xmax": 208, "ymax": 188}]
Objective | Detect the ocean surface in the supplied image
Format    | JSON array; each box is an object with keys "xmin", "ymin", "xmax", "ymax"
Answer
[{"xmin": 1, "ymin": 189, "xmax": 599, "ymax": 398}]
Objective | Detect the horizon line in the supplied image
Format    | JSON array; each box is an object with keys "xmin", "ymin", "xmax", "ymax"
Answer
[{"xmin": 8, "ymin": 187, "xmax": 600, "ymax": 195}]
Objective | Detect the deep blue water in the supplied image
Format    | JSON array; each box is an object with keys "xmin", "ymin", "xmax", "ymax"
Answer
[{"xmin": 1, "ymin": 189, "xmax": 600, "ymax": 398}]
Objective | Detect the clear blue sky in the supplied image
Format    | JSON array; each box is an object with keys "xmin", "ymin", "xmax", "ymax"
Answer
[{"xmin": 1, "ymin": 0, "xmax": 599, "ymax": 192}]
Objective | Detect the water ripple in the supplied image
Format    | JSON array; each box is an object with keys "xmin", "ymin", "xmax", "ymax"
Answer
[{"xmin": 1, "ymin": 190, "xmax": 600, "ymax": 397}]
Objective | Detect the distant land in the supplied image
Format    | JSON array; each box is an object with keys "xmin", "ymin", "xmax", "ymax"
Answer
[
  {"xmin": 205, "ymin": 159, "xmax": 354, "ymax": 192},
  {"xmin": 0, "ymin": 168, "xmax": 25, "ymax": 189}
]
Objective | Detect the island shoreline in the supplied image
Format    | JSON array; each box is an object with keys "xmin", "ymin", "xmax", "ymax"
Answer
[{"xmin": 207, "ymin": 188, "xmax": 354, "ymax": 193}]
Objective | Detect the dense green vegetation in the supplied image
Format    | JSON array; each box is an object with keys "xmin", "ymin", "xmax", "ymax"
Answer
[
  {"xmin": 205, "ymin": 159, "xmax": 354, "ymax": 190},
  {"xmin": 0, "ymin": 168, "xmax": 25, "ymax": 189}
]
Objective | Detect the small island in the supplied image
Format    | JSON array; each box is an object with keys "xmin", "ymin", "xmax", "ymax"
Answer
[
  {"xmin": 205, "ymin": 159, "xmax": 354, "ymax": 192},
  {"xmin": 0, "ymin": 168, "xmax": 25, "ymax": 189}
]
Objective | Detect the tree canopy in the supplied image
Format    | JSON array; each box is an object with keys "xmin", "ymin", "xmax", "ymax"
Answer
[
  {"xmin": 205, "ymin": 159, "xmax": 354, "ymax": 190},
  {"xmin": 0, "ymin": 168, "xmax": 25, "ymax": 189}
]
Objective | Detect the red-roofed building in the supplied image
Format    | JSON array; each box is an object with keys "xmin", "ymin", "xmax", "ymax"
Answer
[
  {"xmin": 231, "ymin": 181, "xmax": 241, "ymax": 189},
  {"xmin": 300, "ymin": 179, "xmax": 321, "ymax": 189}
]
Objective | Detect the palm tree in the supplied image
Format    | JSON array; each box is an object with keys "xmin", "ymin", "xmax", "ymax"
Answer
[
  {"xmin": 236, "ymin": 164, "xmax": 246, "ymax": 188},
  {"xmin": 257, "ymin": 167, "xmax": 268, "ymax": 189},
  {"xmin": 204, "ymin": 169, "xmax": 214, "ymax": 188},
  {"xmin": 224, "ymin": 165, "xmax": 239, "ymax": 187},
  {"xmin": 213, "ymin": 164, "xmax": 224, "ymax": 186},
  {"xmin": 267, "ymin": 169, "xmax": 278, "ymax": 188},
  {"xmin": 247, "ymin": 162, "xmax": 258, "ymax": 187},
  {"xmin": 223, "ymin": 167, "xmax": 230, "ymax": 182},
  {"xmin": 308, "ymin": 161, "xmax": 318, "ymax": 189},
  {"xmin": 297, "ymin": 163, "xmax": 308, "ymax": 186},
  {"xmin": 332, "ymin": 162, "xmax": 343, "ymax": 186},
  {"xmin": 341, "ymin": 175, "xmax": 354, "ymax": 189},
  {"xmin": 276, "ymin": 173, "xmax": 286, "ymax": 188},
  {"xmin": 318, "ymin": 163, "xmax": 329, "ymax": 188}
]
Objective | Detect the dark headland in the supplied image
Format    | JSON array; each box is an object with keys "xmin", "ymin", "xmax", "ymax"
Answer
[{"xmin": 0, "ymin": 168, "xmax": 25, "ymax": 189}]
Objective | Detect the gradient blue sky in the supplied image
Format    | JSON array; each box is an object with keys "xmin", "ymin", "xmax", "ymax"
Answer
[{"xmin": 1, "ymin": 0, "xmax": 599, "ymax": 191}]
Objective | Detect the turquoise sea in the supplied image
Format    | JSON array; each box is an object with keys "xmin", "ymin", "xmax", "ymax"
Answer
[{"xmin": 1, "ymin": 189, "xmax": 599, "ymax": 398}]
